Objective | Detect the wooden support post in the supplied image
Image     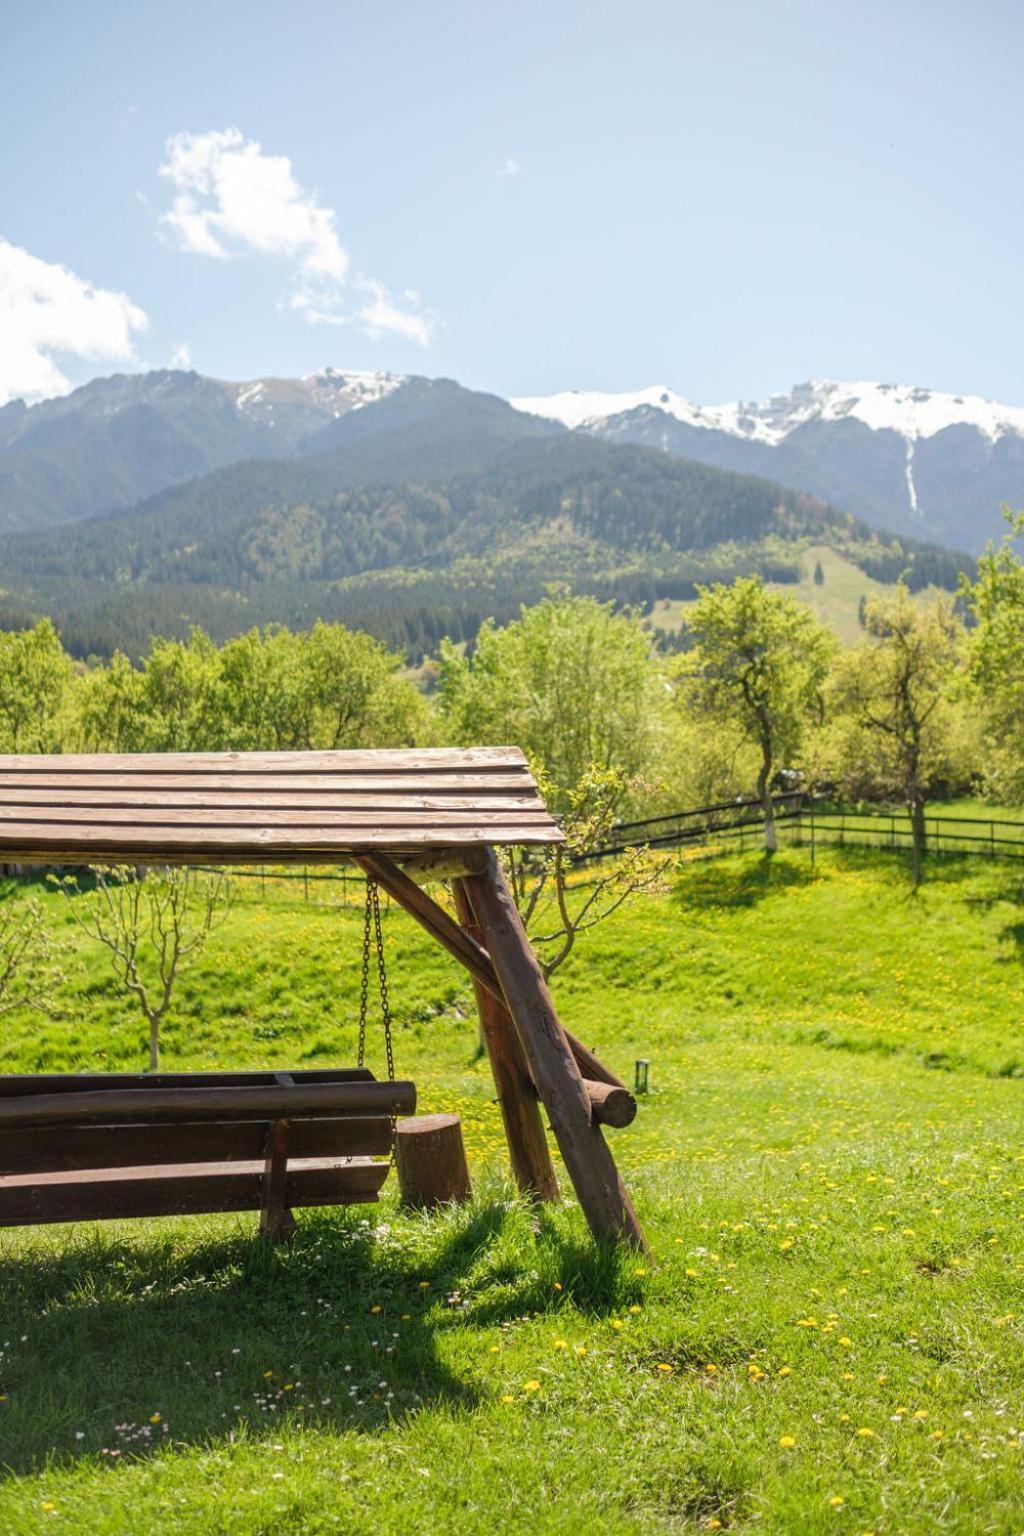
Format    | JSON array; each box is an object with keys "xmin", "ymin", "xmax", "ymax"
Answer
[
  {"xmin": 453, "ymin": 880, "xmax": 559, "ymax": 1202},
  {"xmin": 463, "ymin": 849, "xmax": 648, "ymax": 1252},
  {"xmin": 395, "ymin": 1113, "xmax": 472, "ymax": 1209},
  {"xmin": 260, "ymin": 1117, "xmax": 297, "ymax": 1243},
  {"xmin": 357, "ymin": 852, "xmax": 626, "ymax": 1090}
]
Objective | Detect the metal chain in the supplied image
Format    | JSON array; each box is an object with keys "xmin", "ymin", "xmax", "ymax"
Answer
[
  {"xmin": 357, "ymin": 879, "xmax": 372, "ymax": 1069},
  {"xmin": 370, "ymin": 880, "xmax": 395, "ymax": 1084},
  {"xmin": 357, "ymin": 878, "xmax": 394, "ymax": 1082}
]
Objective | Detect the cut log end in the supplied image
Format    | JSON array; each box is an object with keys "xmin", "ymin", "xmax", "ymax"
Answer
[
  {"xmin": 394, "ymin": 1113, "xmax": 472, "ymax": 1210},
  {"xmin": 583, "ymin": 1079, "xmax": 637, "ymax": 1128}
]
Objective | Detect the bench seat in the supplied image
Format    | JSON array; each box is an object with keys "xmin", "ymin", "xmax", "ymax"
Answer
[{"xmin": 0, "ymin": 1068, "xmax": 416, "ymax": 1236}]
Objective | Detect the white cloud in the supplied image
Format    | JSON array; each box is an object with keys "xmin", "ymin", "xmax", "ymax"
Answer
[
  {"xmin": 0, "ymin": 238, "xmax": 148, "ymax": 406},
  {"xmin": 498, "ymin": 157, "xmax": 522, "ymax": 177},
  {"xmin": 159, "ymin": 128, "xmax": 434, "ymax": 345},
  {"xmin": 169, "ymin": 341, "xmax": 192, "ymax": 368}
]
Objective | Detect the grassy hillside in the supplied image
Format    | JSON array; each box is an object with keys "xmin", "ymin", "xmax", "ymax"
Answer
[
  {"xmin": 1, "ymin": 845, "xmax": 1024, "ymax": 1531},
  {"xmin": 649, "ymin": 543, "xmax": 954, "ymax": 644}
]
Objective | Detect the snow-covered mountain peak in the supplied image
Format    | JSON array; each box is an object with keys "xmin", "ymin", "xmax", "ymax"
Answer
[
  {"xmin": 234, "ymin": 368, "xmax": 406, "ymax": 424},
  {"xmin": 513, "ymin": 378, "xmax": 1024, "ymax": 446}
]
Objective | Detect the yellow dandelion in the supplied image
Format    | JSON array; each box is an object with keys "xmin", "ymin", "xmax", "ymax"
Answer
[
  {"xmin": 611, "ymin": 1319, "xmax": 623, "ymax": 1331},
  {"xmin": 522, "ymin": 1380, "xmax": 541, "ymax": 1393},
  {"xmin": 778, "ymin": 1366, "xmax": 792, "ymax": 1378},
  {"xmin": 913, "ymin": 1409, "xmax": 929, "ymax": 1421},
  {"xmin": 829, "ymin": 1496, "xmax": 845, "ymax": 1508},
  {"xmin": 656, "ymin": 1363, "xmax": 673, "ymax": 1374},
  {"xmin": 856, "ymin": 1427, "xmax": 875, "ymax": 1438},
  {"xmin": 149, "ymin": 1413, "xmax": 161, "ymax": 1424},
  {"xmin": 779, "ymin": 1435, "xmax": 796, "ymax": 1448}
]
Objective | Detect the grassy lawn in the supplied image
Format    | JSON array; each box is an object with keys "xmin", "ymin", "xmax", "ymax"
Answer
[{"xmin": 2, "ymin": 847, "xmax": 1024, "ymax": 1532}]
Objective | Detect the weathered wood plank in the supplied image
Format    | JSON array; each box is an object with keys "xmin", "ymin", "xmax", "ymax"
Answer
[
  {"xmin": 0, "ymin": 806, "xmax": 554, "ymax": 829},
  {"xmin": 0, "ymin": 788, "xmax": 543, "ymax": 811},
  {"xmin": 0, "ymin": 824, "xmax": 564, "ymax": 854},
  {"xmin": 0, "ymin": 1068, "xmax": 375, "ymax": 1097},
  {"xmin": 0, "ymin": 1117, "xmax": 394, "ymax": 1173},
  {"xmin": 0, "ymin": 1157, "xmax": 390, "ymax": 1226},
  {"xmin": 0, "ymin": 773, "xmax": 539, "ymax": 794},
  {"xmin": 0, "ymin": 747, "xmax": 528, "ymax": 774},
  {"xmin": 0, "ymin": 1080, "xmax": 417, "ymax": 1127}
]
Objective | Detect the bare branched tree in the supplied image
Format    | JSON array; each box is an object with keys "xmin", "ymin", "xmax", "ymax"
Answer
[
  {"xmin": 59, "ymin": 866, "xmax": 231, "ymax": 1070},
  {"xmin": 505, "ymin": 767, "xmax": 666, "ymax": 979},
  {"xmin": 0, "ymin": 889, "xmax": 61, "ymax": 1016}
]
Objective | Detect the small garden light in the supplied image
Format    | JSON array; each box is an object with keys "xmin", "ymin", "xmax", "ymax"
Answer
[{"xmin": 634, "ymin": 1058, "xmax": 650, "ymax": 1094}]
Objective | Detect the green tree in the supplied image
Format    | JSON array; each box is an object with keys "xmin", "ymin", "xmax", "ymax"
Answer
[
  {"xmin": 437, "ymin": 595, "xmax": 666, "ymax": 968},
  {"xmin": 827, "ymin": 587, "xmax": 965, "ymax": 886},
  {"xmin": 678, "ymin": 577, "xmax": 834, "ymax": 851},
  {"xmin": 964, "ymin": 508, "xmax": 1024, "ymax": 803},
  {"xmin": 0, "ymin": 619, "xmax": 76, "ymax": 753},
  {"xmin": 60, "ymin": 867, "xmax": 231, "ymax": 1071},
  {"xmin": 437, "ymin": 594, "xmax": 661, "ymax": 814},
  {"xmin": 78, "ymin": 651, "xmax": 149, "ymax": 752}
]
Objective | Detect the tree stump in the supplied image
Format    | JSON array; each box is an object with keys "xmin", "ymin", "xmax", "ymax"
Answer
[{"xmin": 395, "ymin": 1113, "xmax": 472, "ymax": 1210}]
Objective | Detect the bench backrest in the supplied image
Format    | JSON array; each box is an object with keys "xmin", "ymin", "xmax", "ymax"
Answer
[{"xmin": 0, "ymin": 1069, "xmax": 416, "ymax": 1176}]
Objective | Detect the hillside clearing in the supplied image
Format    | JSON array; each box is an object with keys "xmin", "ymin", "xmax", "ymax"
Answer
[{"xmin": 0, "ymin": 849, "xmax": 1023, "ymax": 1532}]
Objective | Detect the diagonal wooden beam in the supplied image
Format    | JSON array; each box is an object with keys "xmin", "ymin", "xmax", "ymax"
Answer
[
  {"xmin": 355, "ymin": 852, "xmax": 626, "ymax": 1092},
  {"xmin": 464, "ymin": 850, "xmax": 648, "ymax": 1252}
]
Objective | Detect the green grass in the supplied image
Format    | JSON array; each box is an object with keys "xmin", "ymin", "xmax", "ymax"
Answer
[
  {"xmin": 2, "ymin": 847, "xmax": 1024, "ymax": 1532},
  {"xmin": 650, "ymin": 544, "xmax": 948, "ymax": 645}
]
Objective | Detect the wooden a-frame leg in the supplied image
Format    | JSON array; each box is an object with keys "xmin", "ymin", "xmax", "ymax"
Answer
[
  {"xmin": 453, "ymin": 879, "xmax": 559, "ymax": 1203},
  {"xmin": 260, "ymin": 1115, "xmax": 297, "ymax": 1243},
  {"xmin": 463, "ymin": 849, "xmax": 648, "ymax": 1253}
]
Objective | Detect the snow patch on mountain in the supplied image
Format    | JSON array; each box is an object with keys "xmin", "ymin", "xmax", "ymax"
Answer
[
  {"xmin": 513, "ymin": 379, "xmax": 1024, "ymax": 446},
  {"xmin": 234, "ymin": 368, "xmax": 405, "ymax": 424}
]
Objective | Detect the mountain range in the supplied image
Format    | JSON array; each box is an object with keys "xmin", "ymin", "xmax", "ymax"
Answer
[
  {"xmin": 0, "ymin": 371, "xmax": 966, "ymax": 660},
  {"xmin": 513, "ymin": 379, "xmax": 1024, "ymax": 554},
  {"xmin": 1, "ymin": 368, "xmax": 1021, "ymax": 557}
]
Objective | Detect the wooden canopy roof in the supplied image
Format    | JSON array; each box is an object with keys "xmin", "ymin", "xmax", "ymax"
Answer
[{"xmin": 0, "ymin": 747, "xmax": 563, "ymax": 865}]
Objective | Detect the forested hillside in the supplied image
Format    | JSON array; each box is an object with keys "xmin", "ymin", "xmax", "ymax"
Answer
[{"xmin": 0, "ymin": 427, "xmax": 966, "ymax": 659}]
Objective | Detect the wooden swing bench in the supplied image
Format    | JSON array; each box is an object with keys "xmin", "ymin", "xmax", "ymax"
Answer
[
  {"xmin": 0, "ymin": 1069, "xmax": 416, "ymax": 1237},
  {"xmin": 0, "ymin": 746, "xmax": 648, "ymax": 1252}
]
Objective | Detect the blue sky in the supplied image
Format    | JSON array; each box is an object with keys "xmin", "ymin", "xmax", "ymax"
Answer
[{"xmin": 2, "ymin": 0, "xmax": 1021, "ymax": 406}]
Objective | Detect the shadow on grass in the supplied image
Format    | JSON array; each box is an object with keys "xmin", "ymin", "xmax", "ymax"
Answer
[
  {"xmin": 672, "ymin": 852, "xmax": 820, "ymax": 911},
  {"xmin": 0, "ymin": 1195, "xmax": 636, "ymax": 1475}
]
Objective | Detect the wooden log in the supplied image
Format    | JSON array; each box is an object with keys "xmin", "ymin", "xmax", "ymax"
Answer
[
  {"xmin": 463, "ymin": 849, "xmax": 648, "ymax": 1252},
  {"xmin": 396, "ymin": 849, "xmax": 490, "ymax": 885},
  {"xmin": 583, "ymin": 1079, "xmax": 637, "ymax": 1129},
  {"xmin": 394, "ymin": 1114, "xmax": 472, "ymax": 1209},
  {"xmin": 453, "ymin": 880, "xmax": 559, "ymax": 1202},
  {"xmin": 0, "ymin": 1079, "xmax": 417, "ymax": 1128},
  {"xmin": 357, "ymin": 854, "xmax": 626, "ymax": 1091}
]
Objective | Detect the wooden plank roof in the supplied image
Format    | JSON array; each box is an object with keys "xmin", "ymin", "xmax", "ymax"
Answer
[{"xmin": 0, "ymin": 747, "xmax": 563, "ymax": 865}]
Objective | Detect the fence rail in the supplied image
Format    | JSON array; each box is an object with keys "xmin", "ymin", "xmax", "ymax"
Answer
[{"xmin": 577, "ymin": 795, "xmax": 1024, "ymax": 866}]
